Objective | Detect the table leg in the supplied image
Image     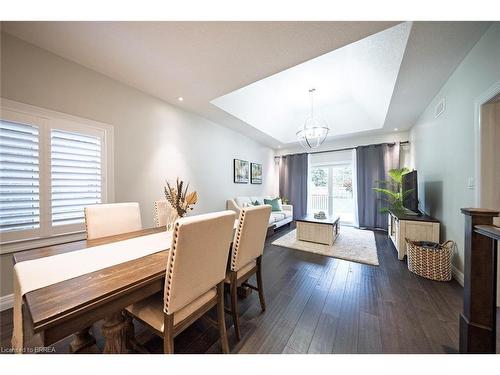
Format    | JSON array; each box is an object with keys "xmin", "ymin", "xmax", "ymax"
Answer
[
  {"xmin": 124, "ymin": 312, "xmax": 136, "ymax": 351},
  {"xmin": 69, "ymin": 327, "xmax": 99, "ymax": 353},
  {"xmin": 102, "ymin": 311, "xmax": 130, "ymax": 354}
]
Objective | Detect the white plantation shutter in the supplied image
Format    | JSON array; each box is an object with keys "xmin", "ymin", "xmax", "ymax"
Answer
[
  {"xmin": 0, "ymin": 120, "xmax": 40, "ymax": 233},
  {"xmin": 51, "ymin": 129, "xmax": 102, "ymax": 226},
  {"xmin": 1, "ymin": 101, "xmax": 112, "ymax": 248}
]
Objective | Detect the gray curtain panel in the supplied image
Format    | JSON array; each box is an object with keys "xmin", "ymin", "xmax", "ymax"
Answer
[
  {"xmin": 279, "ymin": 153, "xmax": 308, "ymax": 220},
  {"xmin": 356, "ymin": 143, "xmax": 400, "ymax": 230}
]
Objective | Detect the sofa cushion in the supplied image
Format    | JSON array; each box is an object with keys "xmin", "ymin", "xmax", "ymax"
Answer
[
  {"xmin": 235, "ymin": 197, "xmax": 252, "ymax": 208},
  {"xmin": 271, "ymin": 212, "xmax": 286, "ymax": 222},
  {"xmin": 250, "ymin": 196, "xmax": 264, "ymax": 205},
  {"xmin": 236, "ymin": 196, "xmax": 281, "ymax": 210},
  {"xmin": 283, "ymin": 211, "xmax": 292, "ymax": 219},
  {"xmin": 264, "ymin": 198, "xmax": 283, "ymax": 212}
]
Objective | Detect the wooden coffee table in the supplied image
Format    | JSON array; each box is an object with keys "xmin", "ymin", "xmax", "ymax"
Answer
[{"xmin": 295, "ymin": 214, "xmax": 340, "ymax": 246}]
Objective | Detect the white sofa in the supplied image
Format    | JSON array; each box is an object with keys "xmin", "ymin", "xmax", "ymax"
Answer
[{"xmin": 226, "ymin": 196, "xmax": 293, "ymax": 229}]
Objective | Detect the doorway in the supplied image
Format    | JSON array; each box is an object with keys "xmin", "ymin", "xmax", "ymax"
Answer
[{"xmin": 308, "ymin": 150, "xmax": 355, "ymax": 224}]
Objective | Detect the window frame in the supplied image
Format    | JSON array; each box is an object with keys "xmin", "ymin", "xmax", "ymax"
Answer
[
  {"xmin": 0, "ymin": 99, "xmax": 114, "ymax": 254},
  {"xmin": 0, "ymin": 109, "xmax": 45, "ymax": 243}
]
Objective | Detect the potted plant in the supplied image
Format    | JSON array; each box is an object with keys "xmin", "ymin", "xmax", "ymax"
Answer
[{"xmin": 373, "ymin": 167, "xmax": 414, "ymax": 215}]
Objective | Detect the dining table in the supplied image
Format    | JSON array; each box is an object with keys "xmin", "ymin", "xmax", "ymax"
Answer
[
  {"xmin": 13, "ymin": 227, "xmax": 170, "ymax": 353},
  {"xmin": 12, "ymin": 220, "xmax": 239, "ymax": 354}
]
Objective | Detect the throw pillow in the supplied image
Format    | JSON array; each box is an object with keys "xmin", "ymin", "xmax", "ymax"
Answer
[
  {"xmin": 253, "ymin": 200, "xmax": 260, "ymax": 206},
  {"xmin": 264, "ymin": 197, "xmax": 282, "ymax": 212}
]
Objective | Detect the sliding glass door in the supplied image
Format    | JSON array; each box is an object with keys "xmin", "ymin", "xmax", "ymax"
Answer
[
  {"xmin": 309, "ymin": 151, "xmax": 355, "ymax": 224},
  {"xmin": 310, "ymin": 167, "xmax": 329, "ymax": 212},
  {"xmin": 330, "ymin": 164, "xmax": 354, "ymax": 223}
]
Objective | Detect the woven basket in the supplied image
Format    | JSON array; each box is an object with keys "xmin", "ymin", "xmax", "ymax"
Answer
[{"xmin": 406, "ymin": 239, "xmax": 454, "ymax": 281}]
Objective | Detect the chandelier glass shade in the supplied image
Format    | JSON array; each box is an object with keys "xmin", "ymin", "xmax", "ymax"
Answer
[{"xmin": 296, "ymin": 88, "xmax": 329, "ymax": 149}]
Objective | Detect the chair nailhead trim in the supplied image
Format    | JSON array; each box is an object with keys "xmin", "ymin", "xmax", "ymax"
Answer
[
  {"xmin": 153, "ymin": 201, "xmax": 162, "ymax": 228},
  {"xmin": 153, "ymin": 202, "xmax": 158, "ymax": 227},
  {"xmin": 165, "ymin": 221, "xmax": 180, "ymax": 314},
  {"xmin": 84, "ymin": 208, "xmax": 89, "ymax": 240},
  {"xmin": 231, "ymin": 209, "xmax": 246, "ymax": 271}
]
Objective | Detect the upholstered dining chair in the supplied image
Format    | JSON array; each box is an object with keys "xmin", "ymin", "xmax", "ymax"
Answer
[
  {"xmin": 153, "ymin": 200, "xmax": 169, "ymax": 227},
  {"xmin": 225, "ymin": 205, "xmax": 271, "ymax": 341},
  {"xmin": 74, "ymin": 202, "xmax": 142, "ymax": 353},
  {"xmin": 126, "ymin": 210, "xmax": 236, "ymax": 354},
  {"xmin": 84, "ymin": 202, "xmax": 142, "ymax": 239},
  {"xmin": 153, "ymin": 199, "xmax": 178, "ymax": 229}
]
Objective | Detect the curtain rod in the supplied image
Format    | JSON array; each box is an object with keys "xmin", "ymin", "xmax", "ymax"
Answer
[{"xmin": 274, "ymin": 140, "xmax": 410, "ymax": 158}]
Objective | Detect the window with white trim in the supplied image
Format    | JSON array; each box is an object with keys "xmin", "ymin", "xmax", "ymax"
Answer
[
  {"xmin": 0, "ymin": 120, "xmax": 40, "ymax": 233},
  {"xmin": 51, "ymin": 129, "xmax": 102, "ymax": 227},
  {"xmin": 0, "ymin": 102, "xmax": 113, "ymax": 247}
]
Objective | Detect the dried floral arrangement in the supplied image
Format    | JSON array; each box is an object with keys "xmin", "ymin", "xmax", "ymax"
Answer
[{"xmin": 164, "ymin": 178, "xmax": 198, "ymax": 217}]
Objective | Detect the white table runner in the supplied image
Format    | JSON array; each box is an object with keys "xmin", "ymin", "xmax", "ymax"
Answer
[{"xmin": 12, "ymin": 231, "xmax": 172, "ymax": 351}]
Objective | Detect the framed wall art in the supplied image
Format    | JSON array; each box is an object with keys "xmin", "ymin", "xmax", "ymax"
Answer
[
  {"xmin": 233, "ymin": 159, "xmax": 249, "ymax": 183},
  {"xmin": 251, "ymin": 162, "xmax": 262, "ymax": 184}
]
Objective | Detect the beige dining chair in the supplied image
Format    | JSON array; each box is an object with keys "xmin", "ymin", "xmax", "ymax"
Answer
[
  {"xmin": 84, "ymin": 202, "xmax": 142, "ymax": 239},
  {"xmin": 225, "ymin": 205, "xmax": 271, "ymax": 341},
  {"xmin": 153, "ymin": 199, "xmax": 175, "ymax": 228},
  {"xmin": 73, "ymin": 202, "xmax": 142, "ymax": 353},
  {"xmin": 126, "ymin": 210, "xmax": 236, "ymax": 353}
]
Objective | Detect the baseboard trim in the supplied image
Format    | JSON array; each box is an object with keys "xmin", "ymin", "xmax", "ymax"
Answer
[
  {"xmin": 452, "ymin": 265, "xmax": 464, "ymax": 286},
  {"xmin": 0, "ymin": 294, "xmax": 13, "ymax": 311}
]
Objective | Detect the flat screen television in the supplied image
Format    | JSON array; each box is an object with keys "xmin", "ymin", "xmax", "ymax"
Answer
[{"xmin": 402, "ymin": 170, "xmax": 419, "ymax": 213}]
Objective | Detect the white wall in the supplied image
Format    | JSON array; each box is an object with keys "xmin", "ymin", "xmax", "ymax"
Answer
[
  {"xmin": 0, "ymin": 32, "xmax": 277, "ymax": 299},
  {"xmin": 409, "ymin": 23, "xmax": 500, "ymax": 278}
]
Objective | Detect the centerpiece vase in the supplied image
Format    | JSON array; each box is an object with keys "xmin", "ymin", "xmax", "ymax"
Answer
[{"xmin": 165, "ymin": 209, "xmax": 181, "ymax": 231}]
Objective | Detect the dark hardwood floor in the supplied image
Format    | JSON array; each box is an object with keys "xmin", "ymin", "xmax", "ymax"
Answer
[{"xmin": 1, "ymin": 225, "xmax": 499, "ymax": 354}]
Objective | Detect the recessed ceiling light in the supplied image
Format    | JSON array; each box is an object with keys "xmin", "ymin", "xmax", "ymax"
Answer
[
  {"xmin": 394, "ymin": 128, "xmax": 399, "ymax": 131},
  {"xmin": 177, "ymin": 97, "xmax": 184, "ymax": 102}
]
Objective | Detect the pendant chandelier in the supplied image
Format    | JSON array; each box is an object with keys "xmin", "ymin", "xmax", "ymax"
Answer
[{"xmin": 296, "ymin": 88, "xmax": 329, "ymax": 149}]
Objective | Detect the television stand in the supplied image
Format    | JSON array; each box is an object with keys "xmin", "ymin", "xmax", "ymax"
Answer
[{"xmin": 388, "ymin": 210, "xmax": 440, "ymax": 260}]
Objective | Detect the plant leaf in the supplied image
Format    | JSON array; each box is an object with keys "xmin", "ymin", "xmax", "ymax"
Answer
[
  {"xmin": 186, "ymin": 191, "xmax": 198, "ymax": 205},
  {"xmin": 164, "ymin": 178, "xmax": 198, "ymax": 217},
  {"xmin": 373, "ymin": 187, "xmax": 399, "ymax": 199},
  {"xmin": 387, "ymin": 167, "xmax": 411, "ymax": 184}
]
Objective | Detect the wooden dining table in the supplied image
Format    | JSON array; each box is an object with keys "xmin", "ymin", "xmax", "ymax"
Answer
[{"xmin": 14, "ymin": 227, "xmax": 170, "ymax": 354}]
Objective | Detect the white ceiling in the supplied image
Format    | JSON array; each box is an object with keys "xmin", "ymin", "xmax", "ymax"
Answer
[
  {"xmin": 1, "ymin": 21, "xmax": 491, "ymax": 148},
  {"xmin": 211, "ymin": 22, "xmax": 412, "ymax": 143}
]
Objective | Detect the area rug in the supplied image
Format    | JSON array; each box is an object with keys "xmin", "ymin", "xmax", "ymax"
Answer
[{"xmin": 272, "ymin": 226, "xmax": 379, "ymax": 266}]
